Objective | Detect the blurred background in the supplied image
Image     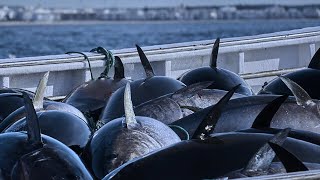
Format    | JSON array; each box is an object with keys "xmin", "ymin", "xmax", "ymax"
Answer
[{"xmin": 0, "ymin": 0, "xmax": 320, "ymax": 58}]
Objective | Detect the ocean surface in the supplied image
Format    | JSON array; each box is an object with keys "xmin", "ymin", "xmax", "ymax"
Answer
[{"xmin": 0, "ymin": 19, "xmax": 320, "ymax": 59}]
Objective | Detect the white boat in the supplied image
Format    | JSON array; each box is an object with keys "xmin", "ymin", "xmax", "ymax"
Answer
[
  {"xmin": 0, "ymin": 26, "xmax": 319, "ymax": 99},
  {"xmin": 1, "ymin": 26, "xmax": 320, "ymax": 179}
]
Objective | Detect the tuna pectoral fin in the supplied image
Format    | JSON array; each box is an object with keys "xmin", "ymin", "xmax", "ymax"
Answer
[
  {"xmin": 123, "ymin": 83, "xmax": 139, "ymax": 129},
  {"xmin": 268, "ymin": 142, "xmax": 309, "ymax": 173},
  {"xmin": 308, "ymin": 48, "xmax": 320, "ymax": 70},
  {"xmin": 279, "ymin": 76, "xmax": 316, "ymax": 107},
  {"xmin": 136, "ymin": 44, "xmax": 155, "ymax": 78},
  {"xmin": 192, "ymin": 84, "xmax": 240, "ymax": 140},
  {"xmin": 172, "ymin": 81, "xmax": 213, "ymax": 99},
  {"xmin": 114, "ymin": 56, "xmax": 125, "ymax": 79},
  {"xmin": 23, "ymin": 92, "xmax": 43, "ymax": 146},
  {"xmin": 251, "ymin": 95, "xmax": 288, "ymax": 129},
  {"xmin": 242, "ymin": 128, "xmax": 290, "ymax": 175},
  {"xmin": 168, "ymin": 125, "xmax": 190, "ymax": 140},
  {"xmin": 180, "ymin": 106, "xmax": 203, "ymax": 113},
  {"xmin": 33, "ymin": 71, "xmax": 49, "ymax": 110},
  {"xmin": 210, "ymin": 38, "xmax": 220, "ymax": 68}
]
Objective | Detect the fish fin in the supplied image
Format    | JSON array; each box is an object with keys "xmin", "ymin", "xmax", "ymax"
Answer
[
  {"xmin": 268, "ymin": 142, "xmax": 309, "ymax": 173},
  {"xmin": 279, "ymin": 76, "xmax": 315, "ymax": 107},
  {"xmin": 200, "ymin": 136, "xmax": 224, "ymax": 144},
  {"xmin": 308, "ymin": 48, "xmax": 320, "ymax": 70},
  {"xmin": 136, "ymin": 44, "xmax": 155, "ymax": 78},
  {"xmin": 251, "ymin": 95, "xmax": 288, "ymax": 129},
  {"xmin": 23, "ymin": 92, "xmax": 43, "ymax": 146},
  {"xmin": 192, "ymin": 84, "xmax": 240, "ymax": 140},
  {"xmin": 180, "ymin": 106, "xmax": 203, "ymax": 113},
  {"xmin": 168, "ymin": 125, "xmax": 190, "ymax": 140},
  {"xmin": 172, "ymin": 81, "xmax": 213, "ymax": 99},
  {"xmin": 33, "ymin": 72, "xmax": 49, "ymax": 110},
  {"xmin": 114, "ymin": 56, "xmax": 125, "ymax": 79},
  {"xmin": 242, "ymin": 128, "xmax": 290, "ymax": 175},
  {"xmin": 123, "ymin": 83, "xmax": 138, "ymax": 129},
  {"xmin": 210, "ymin": 38, "xmax": 220, "ymax": 68}
]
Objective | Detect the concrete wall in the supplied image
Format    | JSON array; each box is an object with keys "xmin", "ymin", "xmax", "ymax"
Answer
[{"xmin": 1, "ymin": 26, "xmax": 320, "ymax": 97}]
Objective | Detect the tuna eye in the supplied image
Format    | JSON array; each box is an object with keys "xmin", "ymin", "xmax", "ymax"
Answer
[{"xmin": 106, "ymin": 153, "xmax": 118, "ymax": 160}]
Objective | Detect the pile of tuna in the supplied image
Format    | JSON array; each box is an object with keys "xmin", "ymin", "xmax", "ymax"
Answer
[{"xmin": 2, "ymin": 38, "xmax": 320, "ymax": 180}]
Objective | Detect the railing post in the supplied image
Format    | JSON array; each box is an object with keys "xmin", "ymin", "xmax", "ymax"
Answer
[
  {"xmin": 2, "ymin": 76, "xmax": 10, "ymax": 88},
  {"xmin": 238, "ymin": 52, "xmax": 245, "ymax": 74},
  {"xmin": 85, "ymin": 70, "xmax": 92, "ymax": 82},
  {"xmin": 309, "ymin": 43, "xmax": 316, "ymax": 58},
  {"xmin": 165, "ymin": 60, "xmax": 172, "ymax": 77}
]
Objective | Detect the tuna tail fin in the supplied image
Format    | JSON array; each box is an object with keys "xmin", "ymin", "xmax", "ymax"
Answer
[
  {"xmin": 192, "ymin": 84, "xmax": 240, "ymax": 140},
  {"xmin": 136, "ymin": 44, "xmax": 155, "ymax": 78},
  {"xmin": 123, "ymin": 83, "xmax": 138, "ymax": 129},
  {"xmin": 114, "ymin": 56, "xmax": 125, "ymax": 79},
  {"xmin": 210, "ymin": 38, "xmax": 220, "ymax": 68},
  {"xmin": 242, "ymin": 128, "xmax": 290, "ymax": 175},
  {"xmin": 308, "ymin": 48, "xmax": 320, "ymax": 70},
  {"xmin": 33, "ymin": 72, "xmax": 49, "ymax": 110},
  {"xmin": 279, "ymin": 76, "xmax": 316, "ymax": 107},
  {"xmin": 268, "ymin": 142, "xmax": 309, "ymax": 173},
  {"xmin": 251, "ymin": 95, "xmax": 288, "ymax": 129}
]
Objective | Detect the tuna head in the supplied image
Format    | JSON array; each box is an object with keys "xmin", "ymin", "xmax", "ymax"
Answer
[{"xmin": 85, "ymin": 83, "xmax": 181, "ymax": 179}]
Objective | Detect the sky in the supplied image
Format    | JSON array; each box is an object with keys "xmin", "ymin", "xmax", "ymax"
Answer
[{"xmin": 1, "ymin": 0, "xmax": 320, "ymax": 8}]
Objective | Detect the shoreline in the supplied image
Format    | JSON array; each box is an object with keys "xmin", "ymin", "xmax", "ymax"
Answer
[{"xmin": 0, "ymin": 19, "xmax": 319, "ymax": 26}]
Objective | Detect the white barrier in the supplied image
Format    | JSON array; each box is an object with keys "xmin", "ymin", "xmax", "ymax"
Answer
[{"xmin": 1, "ymin": 26, "xmax": 320, "ymax": 97}]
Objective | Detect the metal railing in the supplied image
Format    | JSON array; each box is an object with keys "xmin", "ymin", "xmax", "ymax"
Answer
[{"xmin": 1, "ymin": 26, "xmax": 320, "ymax": 97}]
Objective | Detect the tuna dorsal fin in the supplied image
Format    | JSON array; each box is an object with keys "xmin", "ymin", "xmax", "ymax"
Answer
[
  {"xmin": 308, "ymin": 48, "xmax": 320, "ymax": 70},
  {"xmin": 251, "ymin": 95, "xmax": 288, "ymax": 129},
  {"xmin": 123, "ymin": 83, "xmax": 138, "ymax": 129},
  {"xmin": 172, "ymin": 81, "xmax": 213, "ymax": 99},
  {"xmin": 114, "ymin": 56, "xmax": 125, "ymax": 79},
  {"xmin": 136, "ymin": 44, "xmax": 155, "ymax": 78},
  {"xmin": 279, "ymin": 76, "xmax": 316, "ymax": 107},
  {"xmin": 23, "ymin": 92, "xmax": 43, "ymax": 146},
  {"xmin": 210, "ymin": 38, "xmax": 220, "ymax": 68},
  {"xmin": 242, "ymin": 128, "xmax": 290, "ymax": 174},
  {"xmin": 192, "ymin": 84, "xmax": 240, "ymax": 140},
  {"xmin": 268, "ymin": 142, "xmax": 309, "ymax": 173},
  {"xmin": 33, "ymin": 72, "xmax": 49, "ymax": 110}
]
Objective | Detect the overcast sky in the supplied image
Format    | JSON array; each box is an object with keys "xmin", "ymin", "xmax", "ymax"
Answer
[{"xmin": 1, "ymin": 0, "xmax": 320, "ymax": 8}]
